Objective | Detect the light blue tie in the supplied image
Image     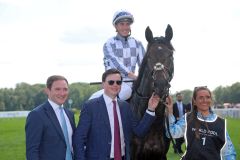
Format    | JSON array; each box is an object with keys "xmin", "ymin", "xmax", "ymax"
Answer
[{"xmin": 59, "ymin": 106, "xmax": 72, "ymax": 160}]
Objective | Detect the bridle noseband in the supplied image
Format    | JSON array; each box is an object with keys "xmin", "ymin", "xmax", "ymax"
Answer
[
  {"xmin": 152, "ymin": 62, "xmax": 172, "ymax": 100},
  {"xmin": 135, "ymin": 59, "xmax": 172, "ymax": 101}
]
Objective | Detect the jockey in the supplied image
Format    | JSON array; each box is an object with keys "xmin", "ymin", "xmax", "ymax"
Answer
[{"xmin": 89, "ymin": 9, "xmax": 145, "ymax": 100}]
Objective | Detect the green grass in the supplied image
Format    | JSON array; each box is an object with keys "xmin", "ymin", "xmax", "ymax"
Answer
[
  {"xmin": 0, "ymin": 118, "xmax": 26, "ymax": 160},
  {"xmin": 226, "ymin": 117, "xmax": 240, "ymax": 158},
  {"xmin": 0, "ymin": 117, "xmax": 239, "ymax": 160}
]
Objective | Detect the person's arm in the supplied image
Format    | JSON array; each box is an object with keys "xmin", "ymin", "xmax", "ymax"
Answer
[
  {"xmin": 103, "ymin": 41, "xmax": 130, "ymax": 76},
  {"xmin": 127, "ymin": 72, "xmax": 137, "ymax": 80},
  {"xmin": 130, "ymin": 40, "xmax": 145, "ymax": 80},
  {"xmin": 131, "ymin": 94, "xmax": 159, "ymax": 137},
  {"xmin": 136, "ymin": 40, "xmax": 145, "ymax": 66},
  {"xmin": 221, "ymin": 132, "xmax": 236, "ymax": 160},
  {"xmin": 73, "ymin": 104, "xmax": 91, "ymax": 160},
  {"xmin": 165, "ymin": 96, "xmax": 186, "ymax": 138},
  {"xmin": 25, "ymin": 111, "xmax": 43, "ymax": 160}
]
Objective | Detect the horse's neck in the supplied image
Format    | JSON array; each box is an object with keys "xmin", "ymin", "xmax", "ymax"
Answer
[{"xmin": 135, "ymin": 67, "xmax": 152, "ymax": 95}]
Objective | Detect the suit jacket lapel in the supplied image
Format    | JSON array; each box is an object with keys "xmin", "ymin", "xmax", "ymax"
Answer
[
  {"xmin": 98, "ymin": 96, "xmax": 111, "ymax": 136},
  {"xmin": 118, "ymin": 100, "xmax": 127, "ymax": 136},
  {"xmin": 43, "ymin": 102, "xmax": 65, "ymax": 142}
]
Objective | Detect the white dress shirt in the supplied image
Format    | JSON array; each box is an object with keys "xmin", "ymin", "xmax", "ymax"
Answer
[
  {"xmin": 103, "ymin": 94, "xmax": 125, "ymax": 158},
  {"xmin": 48, "ymin": 99, "xmax": 73, "ymax": 152},
  {"xmin": 177, "ymin": 101, "xmax": 183, "ymax": 118}
]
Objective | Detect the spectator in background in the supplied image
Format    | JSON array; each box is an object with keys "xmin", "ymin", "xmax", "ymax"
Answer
[{"xmin": 172, "ymin": 92, "xmax": 187, "ymax": 154}]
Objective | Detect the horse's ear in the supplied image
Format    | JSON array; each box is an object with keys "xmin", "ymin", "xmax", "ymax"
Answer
[
  {"xmin": 165, "ymin": 24, "xmax": 173, "ymax": 41},
  {"xmin": 145, "ymin": 26, "xmax": 153, "ymax": 43}
]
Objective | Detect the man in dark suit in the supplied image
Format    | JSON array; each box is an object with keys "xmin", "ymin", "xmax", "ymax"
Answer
[
  {"xmin": 25, "ymin": 75, "xmax": 76, "ymax": 160},
  {"xmin": 172, "ymin": 92, "xmax": 187, "ymax": 154},
  {"xmin": 73, "ymin": 69, "xmax": 160, "ymax": 160}
]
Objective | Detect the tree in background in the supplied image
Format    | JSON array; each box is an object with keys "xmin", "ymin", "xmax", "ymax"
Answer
[{"xmin": 0, "ymin": 82, "xmax": 239, "ymax": 111}]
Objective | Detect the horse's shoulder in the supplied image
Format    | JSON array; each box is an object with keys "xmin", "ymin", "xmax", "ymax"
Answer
[{"xmin": 118, "ymin": 99, "xmax": 130, "ymax": 106}]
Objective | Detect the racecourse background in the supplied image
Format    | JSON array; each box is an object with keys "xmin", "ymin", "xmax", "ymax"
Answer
[{"xmin": 1, "ymin": 108, "xmax": 240, "ymax": 119}]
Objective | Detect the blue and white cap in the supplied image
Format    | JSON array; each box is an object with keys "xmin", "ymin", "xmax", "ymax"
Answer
[{"xmin": 112, "ymin": 9, "xmax": 134, "ymax": 26}]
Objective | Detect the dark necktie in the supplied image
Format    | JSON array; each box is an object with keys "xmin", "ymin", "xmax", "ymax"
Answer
[{"xmin": 112, "ymin": 100, "xmax": 121, "ymax": 160}]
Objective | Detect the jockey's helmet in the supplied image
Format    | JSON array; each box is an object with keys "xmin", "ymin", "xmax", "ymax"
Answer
[{"xmin": 112, "ymin": 9, "xmax": 134, "ymax": 26}]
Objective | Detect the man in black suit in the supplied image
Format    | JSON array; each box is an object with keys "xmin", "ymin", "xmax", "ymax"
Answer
[{"xmin": 172, "ymin": 92, "xmax": 187, "ymax": 154}]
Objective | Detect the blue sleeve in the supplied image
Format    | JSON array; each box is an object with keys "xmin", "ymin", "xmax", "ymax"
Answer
[
  {"xmin": 73, "ymin": 104, "xmax": 90, "ymax": 160},
  {"xmin": 25, "ymin": 111, "xmax": 42, "ymax": 160},
  {"xmin": 136, "ymin": 40, "xmax": 145, "ymax": 66},
  {"xmin": 221, "ymin": 132, "xmax": 236, "ymax": 160},
  {"xmin": 132, "ymin": 112, "xmax": 156, "ymax": 138},
  {"xmin": 166, "ymin": 114, "xmax": 186, "ymax": 138}
]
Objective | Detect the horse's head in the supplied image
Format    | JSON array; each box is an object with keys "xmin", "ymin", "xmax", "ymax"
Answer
[
  {"xmin": 131, "ymin": 24, "xmax": 174, "ymax": 117},
  {"xmin": 143, "ymin": 24, "xmax": 174, "ymax": 99}
]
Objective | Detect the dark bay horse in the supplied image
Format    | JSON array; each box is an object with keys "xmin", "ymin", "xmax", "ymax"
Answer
[{"xmin": 130, "ymin": 24, "xmax": 175, "ymax": 160}]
